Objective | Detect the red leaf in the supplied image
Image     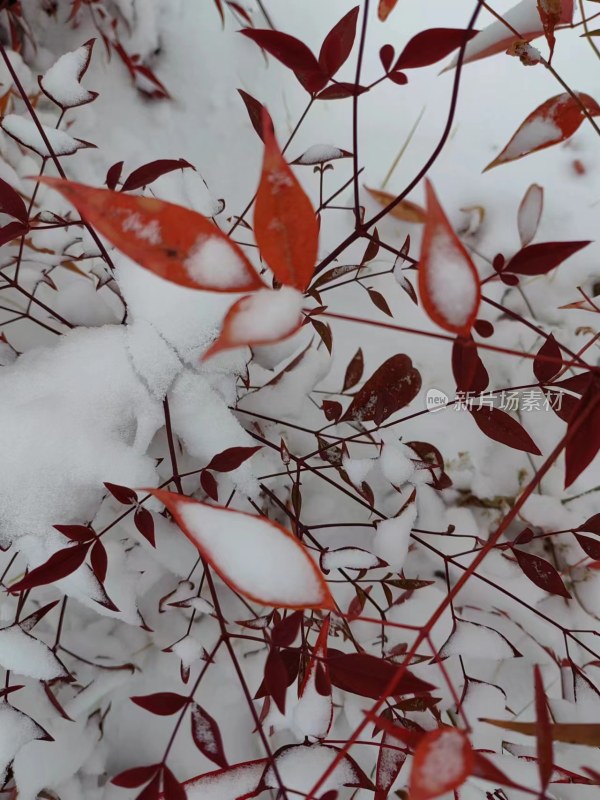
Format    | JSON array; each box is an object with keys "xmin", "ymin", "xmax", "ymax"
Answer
[
  {"xmin": 394, "ymin": 28, "xmax": 478, "ymax": 70},
  {"xmin": 181, "ymin": 760, "xmax": 268, "ymax": 800},
  {"xmin": 452, "ymin": 336, "xmax": 489, "ymax": 394},
  {"xmin": 190, "ymin": 702, "xmax": 228, "ymax": 768},
  {"xmin": 378, "ymin": 0, "xmax": 399, "ymax": 21},
  {"xmin": 104, "ymin": 481, "xmax": 137, "ymax": 505},
  {"xmin": 518, "ymin": 183, "xmax": 544, "ymax": 247},
  {"xmin": 38, "ymin": 178, "xmax": 263, "ymax": 293},
  {"xmin": 316, "ymin": 82, "xmax": 367, "ymax": 100},
  {"xmin": 105, "ymin": 161, "xmax": 124, "ymax": 191},
  {"xmin": 112, "ymin": 765, "xmax": 159, "ymax": 788},
  {"xmin": 0, "ymin": 220, "xmax": 28, "ymax": 247},
  {"xmin": 134, "ymin": 506, "xmax": 156, "ymax": 547},
  {"xmin": 90, "ymin": 539, "xmax": 108, "ymax": 583},
  {"xmin": 163, "ymin": 766, "xmax": 186, "ymax": 800},
  {"xmin": 534, "ymin": 665, "xmax": 553, "ymax": 793},
  {"xmin": 342, "ymin": 348, "xmax": 364, "ymax": 392},
  {"xmin": 121, "ymin": 159, "xmax": 195, "ymax": 192},
  {"xmin": 341, "ymin": 354, "xmax": 422, "ymax": 426},
  {"xmin": 375, "ymin": 730, "xmax": 407, "ymax": 800},
  {"xmin": 200, "ymin": 470, "xmax": 219, "ymax": 502},
  {"xmin": 576, "ymin": 535, "xmax": 600, "ymax": 560},
  {"xmin": 534, "ymin": 333, "xmax": 562, "ymax": 383},
  {"xmin": 240, "ymin": 29, "xmax": 327, "ymax": 94},
  {"xmin": 147, "ymin": 489, "xmax": 335, "ymax": 611},
  {"xmin": 207, "ymin": 445, "xmax": 263, "ymax": 473},
  {"xmin": 264, "ymin": 646, "xmax": 288, "ymax": 713},
  {"xmin": 238, "ymin": 89, "xmax": 272, "ymax": 142},
  {"xmin": 322, "ymin": 400, "xmax": 343, "ymax": 421},
  {"xmin": 368, "ymin": 288, "xmax": 393, "ymax": 316},
  {"xmin": 469, "ymin": 406, "xmax": 541, "ymax": 455},
  {"xmin": 379, "ymin": 44, "xmax": 395, "ymax": 70},
  {"xmin": 8, "ymin": 544, "xmax": 89, "ymax": 593},
  {"xmin": 19, "ymin": 599, "xmax": 60, "ymax": 632},
  {"xmin": 512, "ymin": 548, "xmax": 571, "ymax": 597},
  {"xmin": 485, "ymin": 92, "xmax": 600, "ymax": 169},
  {"xmin": 564, "ymin": 384, "xmax": 600, "ymax": 488},
  {"xmin": 131, "ymin": 692, "xmax": 188, "ymax": 716},
  {"xmin": 0, "ymin": 176, "xmax": 28, "ymax": 223},
  {"xmin": 537, "ymin": 0, "xmax": 562, "ymax": 61},
  {"xmin": 254, "ymin": 117, "xmax": 319, "ymax": 291},
  {"xmin": 506, "ymin": 241, "xmax": 590, "ymax": 276},
  {"xmin": 271, "ymin": 610, "xmax": 303, "ymax": 647},
  {"xmin": 137, "ymin": 772, "xmax": 161, "ymax": 800},
  {"xmin": 578, "ymin": 513, "xmax": 600, "ymax": 534},
  {"xmin": 54, "ymin": 524, "xmax": 95, "ymax": 543},
  {"xmin": 202, "ymin": 288, "xmax": 303, "ymax": 361},
  {"xmin": 419, "ymin": 180, "xmax": 480, "ymax": 335},
  {"xmin": 409, "ymin": 727, "xmax": 473, "ymax": 800},
  {"xmin": 318, "ymin": 7, "xmax": 359, "ymax": 78},
  {"xmin": 326, "ymin": 650, "xmax": 435, "ymax": 699}
]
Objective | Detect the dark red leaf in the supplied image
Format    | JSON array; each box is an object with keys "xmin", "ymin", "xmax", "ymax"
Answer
[
  {"xmin": 564, "ymin": 384, "xmax": 600, "ymax": 488},
  {"xmin": 452, "ymin": 336, "xmax": 489, "ymax": 394},
  {"xmin": 264, "ymin": 647, "xmax": 288, "ymax": 714},
  {"xmin": 575, "ymin": 534, "xmax": 600, "ymax": 559},
  {"xmin": 137, "ymin": 772, "xmax": 161, "ymax": 800},
  {"xmin": 578, "ymin": 513, "xmax": 600, "ymax": 534},
  {"xmin": 469, "ymin": 406, "xmax": 541, "ymax": 454},
  {"xmin": 507, "ymin": 241, "xmax": 591, "ymax": 276},
  {"xmin": 534, "ymin": 665, "xmax": 553, "ymax": 793},
  {"xmin": 319, "ymin": 792, "xmax": 339, "ymax": 800},
  {"xmin": 19, "ymin": 599, "xmax": 60, "ymax": 632},
  {"xmin": 516, "ymin": 527, "xmax": 535, "ymax": 545},
  {"xmin": 318, "ymin": 7, "xmax": 359, "ymax": 78},
  {"xmin": 53, "ymin": 524, "xmax": 95, "ymax": 542},
  {"xmin": 316, "ymin": 82, "xmax": 367, "ymax": 100},
  {"xmin": 474, "ymin": 318, "xmax": 494, "ymax": 338},
  {"xmin": 322, "ymin": 400, "xmax": 343, "ymax": 421},
  {"xmin": 90, "ymin": 539, "xmax": 108, "ymax": 583},
  {"xmin": 534, "ymin": 333, "xmax": 562, "ymax": 383},
  {"xmin": 255, "ymin": 648, "xmax": 300, "ymax": 698},
  {"xmin": 327, "ymin": 649, "xmax": 435, "ymax": 699},
  {"xmin": 240, "ymin": 29, "xmax": 327, "ymax": 94},
  {"xmin": 341, "ymin": 354, "xmax": 422, "ymax": 426},
  {"xmin": 207, "ymin": 445, "xmax": 262, "ymax": 472},
  {"xmin": 368, "ymin": 288, "xmax": 393, "ymax": 316},
  {"xmin": 200, "ymin": 470, "xmax": 219, "ymax": 502},
  {"xmin": 121, "ymin": 159, "xmax": 195, "ymax": 192},
  {"xmin": 343, "ymin": 348, "xmax": 364, "ymax": 392},
  {"xmin": 163, "ymin": 766, "xmax": 187, "ymax": 800},
  {"xmin": 134, "ymin": 506, "xmax": 156, "ymax": 547},
  {"xmin": 104, "ymin": 482, "xmax": 137, "ymax": 505},
  {"xmin": 394, "ymin": 28, "xmax": 478, "ymax": 70},
  {"xmin": 105, "ymin": 160, "xmax": 124, "ymax": 191},
  {"xmin": 238, "ymin": 89, "xmax": 272, "ymax": 142},
  {"xmin": 112, "ymin": 765, "xmax": 159, "ymax": 788},
  {"xmin": 513, "ymin": 548, "xmax": 571, "ymax": 598},
  {"xmin": 271, "ymin": 610, "xmax": 302, "ymax": 647},
  {"xmin": 0, "ymin": 220, "xmax": 28, "ymax": 246},
  {"xmin": 190, "ymin": 702, "xmax": 228, "ymax": 768},
  {"xmin": 379, "ymin": 45, "xmax": 395, "ymax": 71},
  {"xmin": 0, "ymin": 176, "xmax": 28, "ymax": 223},
  {"xmin": 131, "ymin": 692, "xmax": 188, "ymax": 716},
  {"xmin": 388, "ymin": 71, "xmax": 408, "ymax": 85},
  {"xmin": 8, "ymin": 544, "xmax": 89, "ymax": 593}
]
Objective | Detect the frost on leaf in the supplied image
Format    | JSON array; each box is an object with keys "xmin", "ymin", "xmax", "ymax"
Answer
[
  {"xmin": 38, "ymin": 178, "xmax": 263, "ymax": 292},
  {"xmin": 148, "ymin": 490, "xmax": 335, "ymax": 610},
  {"xmin": 39, "ymin": 39, "xmax": 98, "ymax": 108},
  {"xmin": 485, "ymin": 92, "xmax": 600, "ymax": 170},
  {"xmin": 419, "ymin": 180, "xmax": 480, "ymax": 335},
  {"xmin": 409, "ymin": 727, "xmax": 473, "ymax": 800}
]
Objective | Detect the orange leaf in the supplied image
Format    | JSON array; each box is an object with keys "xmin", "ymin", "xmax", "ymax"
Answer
[
  {"xmin": 418, "ymin": 180, "xmax": 480, "ymax": 335},
  {"xmin": 365, "ymin": 187, "xmax": 426, "ymax": 224},
  {"xmin": 409, "ymin": 727, "xmax": 473, "ymax": 800},
  {"xmin": 202, "ymin": 287, "xmax": 303, "ymax": 360},
  {"xmin": 485, "ymin": 92, "xmax": 600, "ymax": 170},
  {"xmin": 38, "ymin": 177, "xmax": 263, "ymax": 292},
  {"xmin": 147, "ymin": 489, "xmax": 335, "ymax": 611},
  {"xmin": 254, "ymin": 115, "xmax": 319, "ymax": 291},
  {"xmin": 378, "ymin": 0, "xmax": 399, "ymax": 22}
]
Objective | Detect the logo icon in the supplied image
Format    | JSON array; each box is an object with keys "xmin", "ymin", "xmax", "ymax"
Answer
[{"xmin": 425, "ymin": 388, "xmax": 449, "ymax": 413}]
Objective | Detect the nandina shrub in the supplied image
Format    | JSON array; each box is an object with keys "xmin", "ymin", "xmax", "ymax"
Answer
[{"xmin": 0, "ymin": 1, "xmax": 600, "ymax": 799}]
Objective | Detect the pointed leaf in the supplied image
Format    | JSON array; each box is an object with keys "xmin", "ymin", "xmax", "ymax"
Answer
[
  {"xmin": 534, "ymin": 333, "xmax": 562, "ymax": 383},
  {"xmin": 341, "ymin": 354, "xmax": 422, "ymax": 425},
  {"xmin": 518, "ymin": 183, "xmax": 544, "ymax": 246},
  {"xmin": 240, "ymin": 29, "xmax": 327, "ymax": 94},
  {"xmin": 147, "ymin": 490, "xmax": 335, "ymax": 610},
  {"xmin": 575, "ymin": 534, "xmax": 600, "ymax": 560},
  {"xmin": 378, "ymin": 0, "xmax": 399, "ymax": 21},
  {"xmin": 394, "ymin": 28, "xmax": 478, "ymax": 70},
  {"xmin": 409, "ymin": 727, "xmax": 473, "ymax": 800},
  {"xmin": 506, "ymin": 240, "xmax": 590, "ymax": 276},
  {"xmin": 318, "ymin": 7, "xmax": 359, "ymax": 77},
  {"xmin": 104, "ymin": 481, "xmax": 137, "ymax": 505},
  {"xmin": 327, "ymin": 649, "xmax": 435, "ymax": 699},
  {"xmin": 163, "ymin": 766, "xmax": 186, "ymax": 800},
  {"xmin": 513, "ymin": 548, "xmax": 571, "ymax": 597},
  {"xmin": 366, "ymin": 187, "xmax": 426, "ymax": 223},
  {"xmin": 469, "ymin": 406, "xmax": 541, "ymax": 454},
  {"xmin": 121, "ymin": 159, "xmax": 195, "ymax": 192},
  {"xmin": 0, "ymin": 176, "xmax": 28, "ymax": 223},
  {"xmin": 8, "ymin": 544, "xmax": 89, "ymax": 593},
  {"xmin": 238, "ymin": 89, "xmax": 272, "ymax": 142},
  {"xmin": 207, "ymin": 445, "xmax": 262, "ymax": 472},
  {"xmin": 39, "ymin": 39, "xmax": 98, "ymax": 108},
  {"xmin": 564, "ymin": 384, "xmax": 600, "ymax": 487},
  {"xmin": 452, "ymin": 335, "xmax": 489, "ymax": 394},
  {"xmin": 342, "ymin": 348, "xmax": 364, "ymax": 392},
  {"xmin": 112, "ymin": 765, "xmax": 159, "ymax": 789},
  {"xmin": 419, "ymin": 180, "xmax": 480, "ymax": 335},
  {"xmin": 131, "ymin": 692, "xmax": 188, "ymax": 716},
  {"xmin": 90, "ymin": 539, "xmax": 108, "ymax": 584},
  {"xmin": 134, "ymin": 506, "xmax": 156, "ymax": 547},
  {"xmin": 534, "ymin": 664, "xmax": 553, "ymax": 793},
  {"xmin": 190, "ymin": 702, "xmax": 228, "ymax": 768}
]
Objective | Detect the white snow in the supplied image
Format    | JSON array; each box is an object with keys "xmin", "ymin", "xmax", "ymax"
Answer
[
  {"xmin": 293, "ymin": 144, "xmax": 349, "ymax": 164},
  {"xmin": 184, "ymin": 235, "xmax": 252, "ymax": 289},
  {"xmin": 500, "ymin": 116, "xmax": 562, "ymax": 162},
  {"xmin": 185, "ymin": 760, "xmax": 267, "ymax": 800},
  {"xmin": 321, "ymin": 547, "xmax": 381, "ymax": 572},
  {"xmin": 373, "ymin": 505, "xmax": 417, "ymax": 569},
  {"xmin": 380, "ymin": 442, "xmax": 415, "ymax": 486},
  {"xmin": 213, "ymin": 287, "xmax": 303, "ymax": 351},
  {"xmin": 0, "ymin": 705, "xmax": 45, "ymax": 782},
  {"xmin": 40, "ymin": 43, "xmax": 96, "ymax": 108},
  {"xmin": 264, "ymin": 745, "xmax": 357, "ymax": 798},
  {"xmin": 0, "ymin": 625, "xmax": 66, "ymax": 681},
  {"xmin": 412, "ymin": 729, "xmax": 468, "ymax": 795},
  {"xmin": 424, "ymin": 228, "xmax": 479, "ymax": 328},
  {"xmin": 293, "ymin": 681, "xmax": 333, "ymax": 739},
  {"xmin": 439, "ymin": 620, "xmax": 516, "ymax": 660},
  {"xmin": 1, "ymin": 115, "xmax": 91, "ymax": 157}
]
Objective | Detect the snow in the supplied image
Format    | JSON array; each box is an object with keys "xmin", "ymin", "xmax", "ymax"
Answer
[
  {"xmin": 185, "ymin": 760, "xmax": 267, "ymax": 800},
  {"xmin": 321, "ymin": 546, "xmax": 381, "ymax": 572},
  {"xmin": 425, "ymin": 228, "xmax": 479, "ymax": 328},
  {"xmin": 440, "ymin": 620, "xmax": 517, "ymax": 660},
  {"xmin": 342, "ymin": 455, "xmax": 375, "ymax": 486},
  {"xmin": 293, "ymin": 144, "xmax": 350, "ymax": 164},
  {"xmin": 40, "ymin": 43, "xmax": 96, "ymax": 108},
  {"xmin": 0, "ymin": 626, "xmax": 67, "ymax": 680},
  {"xmin": 500, "ymin": 116, "xmax": 562, "ymax": 162},
  {"xmin": 292, "ymin": 680, "xmax": 333, "ymax": 739},
  {"xmin": 380, "ymin": 442, "xmax": 415, "ymax": 486},
  {"xmin": 373, "ymin": 505, "xmax": 417, "ymax": 569},
  {"xmin": 264, "ymin": 745, "xmax": 357, "ymax": 798},
  {"xmin": 413, "ymin": 729, "xmax": 468, "ymax": 795},
  {"xmin": 184, "ymin": 235, "xmax": 252, "ymax": 289},
  {"xmin": 0, "ymin": 705, "xmax": 45, "ymax": 782},
  {"xmin": 121, "ymin": 212, "xmax": 162, "ymax": 245},
  {"xmin": 172, "ymin": 635, "xmax": 203, "ymax": 667},
  {"xmin": 1, "ymin": 115, "xmax": 91, "ymax": 157}
]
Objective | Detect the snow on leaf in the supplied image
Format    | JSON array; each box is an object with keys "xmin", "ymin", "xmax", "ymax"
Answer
[
  {"xmin": 469, "ymin": 406, "xmax": 541, "ymax": 455},
  {"xmin": 440, "ymin": 619, "xmax": 522, "ymax": 660},
  {"xmin": 2, "ymin": 115, "xmax": 95, "ymax": 157},
  {"xmin": 373, "ymin": 505, "xmax": 417, "ymax": 570},
  {"xmin": 394, "ymin": 28, "xmax": 479, "ymax": 70},
  {"xmin": 264, "ymin": 744, "xmax": 372, "ymax": 796},
  {"xmin": 341, "ymin": 354, "xmax": 422, "ymax": 425},
  {"xmin": 419, "ymin": 180, "xmax": 480, "ymax": 335},
  {"xmin": 38, "ymin": 178, "xmax": 263, "ymax": 292},
  {"xmin": 190, "ymin": 702, "xmax": 228, "ymax": 768},
  {"xmin": 254, "ymin": 116, "xmax": 319, "ymax": 291},
  {"xmin": 38, "ymin": 39, "xmax": 98, "ymax": 108},
  {"xmin": 409, "ymin": 727, "xmax": 473, "ymax": 800},
  {"xmin": 485, "ymin": 92, "xmax": 600, "ymax": 170},
  {"xmin": 202, "ymin": 287, "xmax": 304, "ymax": 361},
  {"xmin": 375, "ymin": 730, "xmax": 407, "ymax": 800},
  {"xmin": 0, "ymin": 704, "xmax": 51, "ymax": 780},
  {"xmin": 182, "ymin": 759, "xmax": 268, "ymax": 800},
  {"xmin": 294, "ymin": 618, "xmax": 332, "ymax": 739},
  {"xmin": 320, "ymin": 547, "xmax": 383, "ymax": 573},
  {"xmin": 148, "ymin": 490, "xmax": 335, "ymax": 610},
  {"xmin": 318, "ymin": 7, "xmax": 359, "ymax": 78},
  {"xmin": 366, "ymin": 187, "xmax": 426, "ymax": 224},
  {"xmin": 0, "ymin": 624, "xmax": 68, "ymax": 680},
  {"xmin": 291, "ymin": 144, "xmax": 352, "ymax": 165},
  {"xmin": 518, "ymin": 183, "xmax": 544, "ymax": 246}
]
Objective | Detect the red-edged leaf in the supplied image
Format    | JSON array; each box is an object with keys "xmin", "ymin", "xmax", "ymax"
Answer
[
  {"xmin": 419, "ymin": 180, "xmax": 480, "ymax": 335},
  {"xmin": 485, "ymin": 92, "xmax": 600, "ymax": 170},
  {"xmin": 240, "ymin": 29, "xmax": 327, "ymax": 94},
  {"xmin": 39, "ymin": 39, "xmax": 98, "ymax": 109},
  {"xmin": 394, "ymin": 28, "xmax": 478, "ymax": 70},
  {"xmin": 513, "ymin": 548, "xmax": 571, "ymax": 597},
  {"xmin": 452, "ymin": 336, "xmax": 489, "ymax": 394},
  {"xmin": 181, "ymin": 759, "xmax": 268, "ymax": 800},
  {"xmin": 318, "ymin": 7, "xmax": 359, "ymax": 78},
  {"xmin": 534, "ymin": 333, "xmax": 562, "ymax": 383},
  {"xmin": 534, "ymin": 665, "xmax": 553, "ymax": 793},
  {"xmin": 147, "ymin": 489, "xmax": 335, "ymax": 611},
  {"xmin": 112, "ymin": 765, "xmax": 159, "ymax": 788},
  {"xmin": 104, "ymin": 481, "xmax": 137, "ymax": 505},
  {"xmin": 238, "ymin": 89, "xmax": 272, "ymax": 142},
  {"xmin": 506, "ymin": 240, "xmax": 590, "ymax": 276},
  {"xmin": 38, "ymin": 177, "xmax": 263, "ymax": 292},
  {"xmin": 121, "ymin": 159, "xmax": 195, "ymax": 192},
  {"xmin": 134, "ymin": 506, "xmax": 156, "ymax": 547},
  {"xmin": 53, "ymin": 524, "xmax": 95, "ymax": 543},
  {"xmin": 163, "ymin": 766, "xmax": 186, "ymax": 800},
  {"xmin": 469, "ymin": 406, "xmax": 541, "ymax": 455},
  {"xmin": 207, "ymin": 445, "xmax": 262, "ymax": 473},
  {"xmin": 342, "ymin": 348, "xmax": 364, "ymax": 392},
  {"xmin": 90, "ymin": 539, "xmax": 108, "ymax": 584},
  {"xmin": 327, "ymin": 649, "xmax": 435, "ymax": 699},
  {"xmin": 271, "ymin": 610, "xmax": 303, "ymax": 647},
  {"xmin": 202, "ymin": 288, "xmax": 303, "ymax": 361},
  {"xmin": 378, "ymin": 0, "xmax": 399, "ymax": 21},
  {"xmin": 0, "ymin": 176, "xmax": 28, "ymax": 223},
  {"xmin": 8, "ymin": 544, "xmax": 89, "ymax": 593},
  {"xmin": 564, "ymin": 383, "xmax": 600, "ymax": 488},
  {"xmin": 518, "ymin": 183, "xmax": 544, "ymax": 246},
  {"xmin": 409, "ymin": 727, "xmax": 473, "ymax": 800},
  {"xmin": 190, "ymin": 702, "xmax": 228, "ymax": 768},
  {"xmin": 254, "ymin": 117, "xmax": 319, "ymax": 291},
  {"xmin": 200, "ymin": 470, "xmax": 219, "ymax": 502},
  {"xmin": 537, "ymin": 0, "xmax": 562, "ymax": 60},
  {"xmin": 106, "ymin": 160, "xmax": 124, "ymax": 190},
  {"xmin": 131, "ymin": 692, "xmax": 188, "ymax": 716},
  {"xmin": 375, "ymin": 730, "xmax": 407, "ymax": 800},
  {"xmin": 341, "ymin": 354, "xmax": 422, "ymax": 425}
]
